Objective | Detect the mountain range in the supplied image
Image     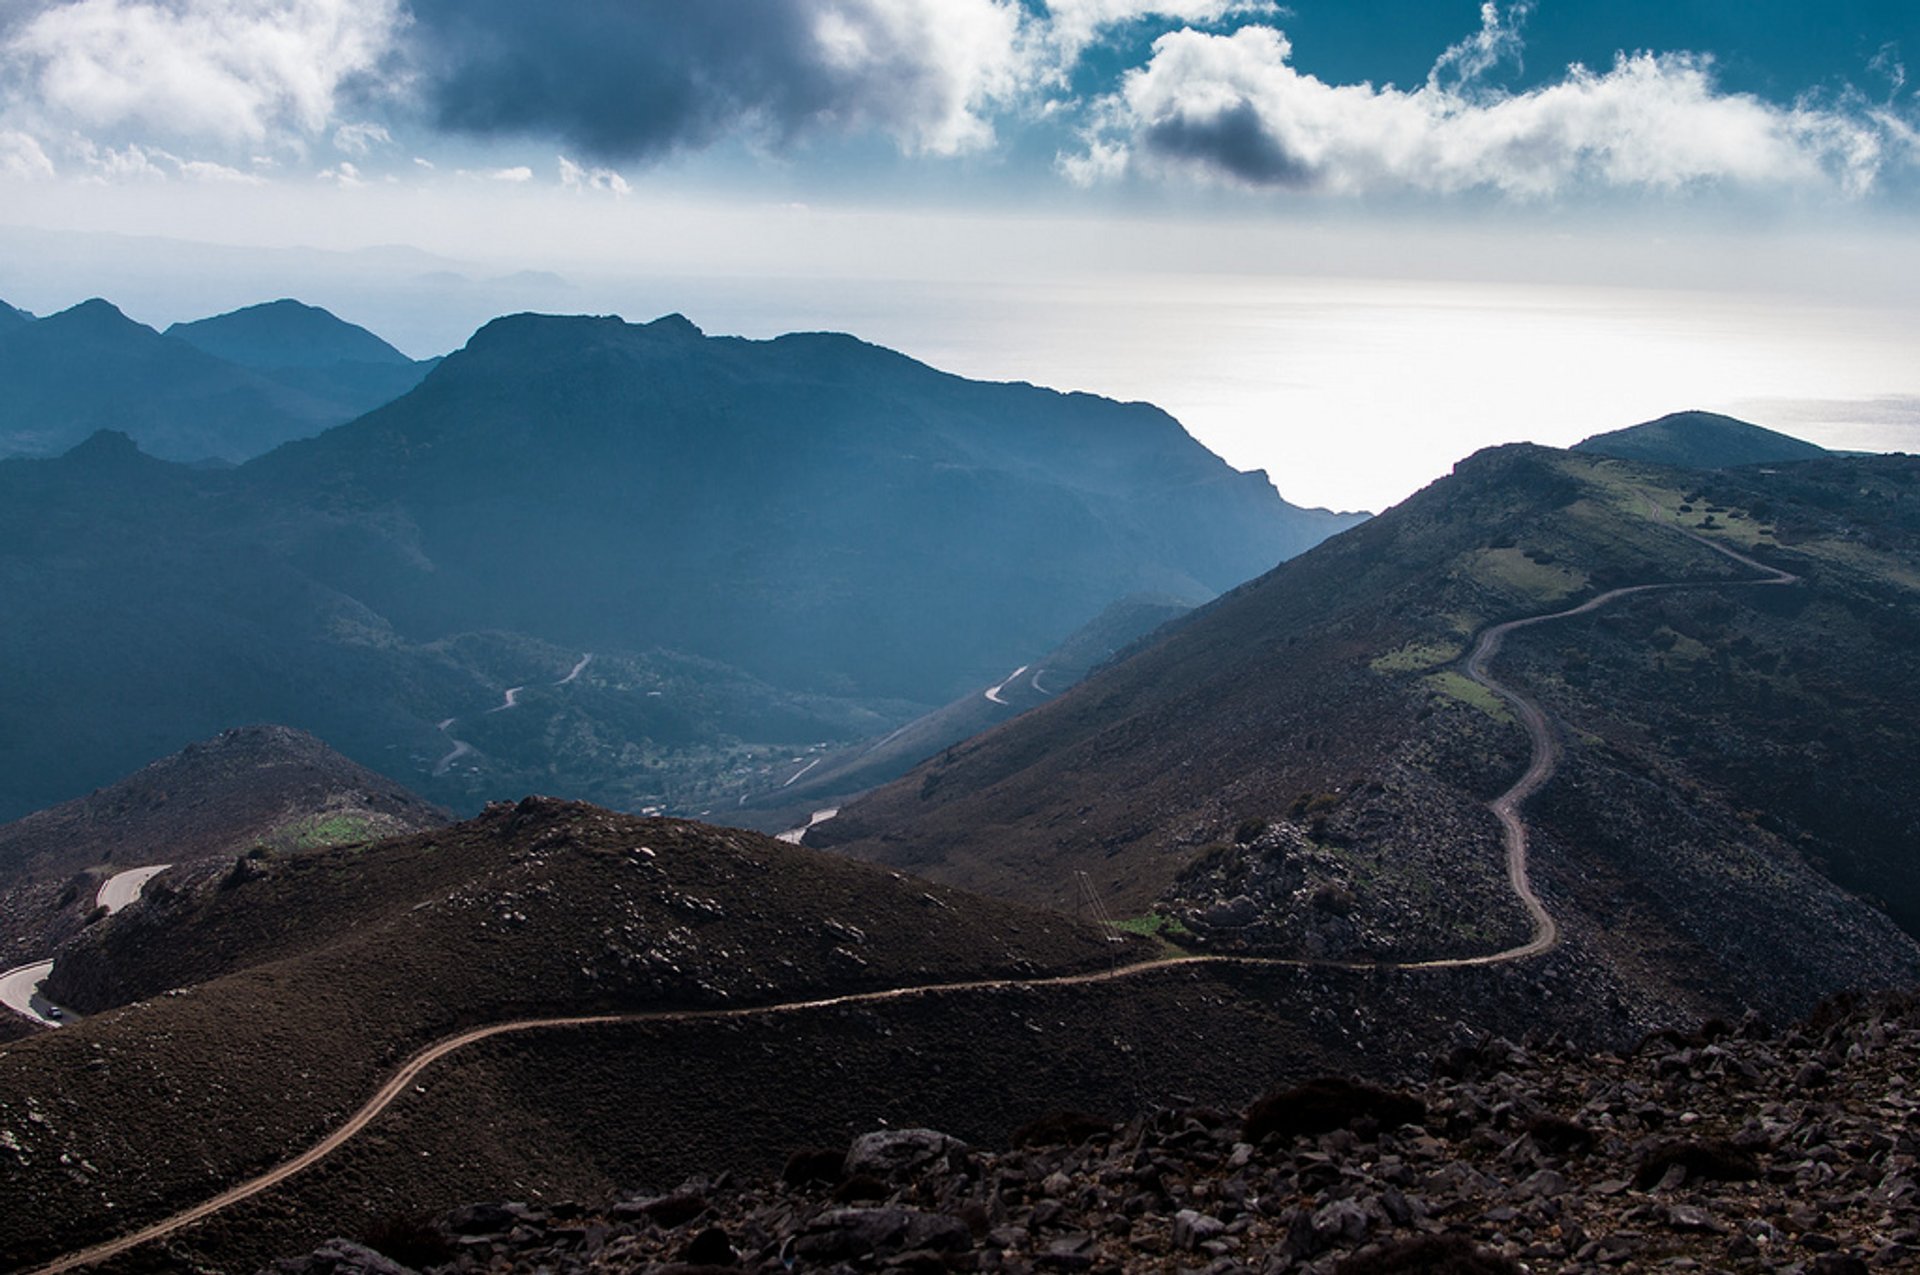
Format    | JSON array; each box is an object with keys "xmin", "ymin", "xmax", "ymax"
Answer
[
  {"xmin": 0, "ymin": 297, "xmax": 436, "ymax": 463},
  {"xmin": 0, "ymin": 307, "xmax": 1361, "ymax": 824}
]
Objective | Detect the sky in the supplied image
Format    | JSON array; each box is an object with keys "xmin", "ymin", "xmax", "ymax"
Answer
[{"xmin": 0, "ymin": 0, "xmax": 1917, "ymax": 511}]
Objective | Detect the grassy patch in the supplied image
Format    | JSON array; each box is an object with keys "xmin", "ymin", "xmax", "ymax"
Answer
[
  {"xmin": 1467, "ymin": 546, "xmax": 1589, "ymax": 603},
  {"xmin": 1112, "ymin": 913, "xmax": 1192, "ymax": 952},
  {"xmin": 273, "ymin": 813, "xmax": 384, "ymax": 852},
  {"xmin": 1369, "ymin": 641, "xmax": 1463, "ymax": 674},
  {"xmin": 1423, "ymin": 672, "xmax": 1514, "ymax": 724}
]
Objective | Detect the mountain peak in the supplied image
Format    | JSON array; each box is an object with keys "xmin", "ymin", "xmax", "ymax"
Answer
[
  {"xmin": 645, "ymin": 312, "xmax": 704, "ymax": 339},
  {"xmin": 166, "ymin": 299, "xmax": 414, "ymax": 369},
  {"xmin": 1573, "ymin": 410, "xmax": 1828, "ymax": 469},
  {"xmin": 42, "ymin": 297, "xmax": 147, "ymax": 338},
  {"xmin": 0, "ymin": 299, "xmax": 32, "ymax": 329},
  {"xmin": 61, "ymin": 428, "xmax": 147, "ymax": 464}
]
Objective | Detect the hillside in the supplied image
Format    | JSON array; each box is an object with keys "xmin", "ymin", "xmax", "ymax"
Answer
[
  {"xmin": 0, "ymin": 298, "xmax": 30, "ymax": 328},
  {"xmin": 818, "ymin": 445, "xmax": 1920, "ymax": 1001},
  {"xmin": 0, "ymin": 798, "xmax": 1153, "ymax": 1271},
  {"xmin": 1573, "ymin": 410, "xmax": 1828, "ymax": 469},
  {"xmin": 0, "ymin": 725, "xmax": 446, "ymax": 971},
  {"xmin": 0, "ymin": 312, "xmax": 1358, "ymax": 823}
]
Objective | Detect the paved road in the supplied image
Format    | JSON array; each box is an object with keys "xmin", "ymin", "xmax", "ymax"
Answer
[
  {"xmin": 0, "ymin": 960, "xmax": 58, "ymax": 1026},
  {"xmin": 983, "ymin": 665, "xmax": 1028, "ymax": 706},
  {"xmin": 775, "ymin": 808, "xmax": 841, "ymax": 845},
  {"xmin": 556, "ymin": 653, "xmax": 594, "ymax": 686},
  {"xmin": 432, "ymin": 718, "xmax": 475, "ymax": 777},
  {"xmin": 23, "ymin": 527, "xmax": 1802, "ymax": 1274},
  {"xmin": 0, "ymin": 865, "xmax": 172, "ymax": 1028},
  {"xmin": 95, "ymin": 865, "xmax": 171, "ymax": 914}
]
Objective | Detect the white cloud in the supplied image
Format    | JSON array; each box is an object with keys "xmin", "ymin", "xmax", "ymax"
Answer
[
  {"xmin": 2, "ymin": 0, "xmax": 403, "ymax": 147},
  {"xmin": 332, "ymin": 120, "xmax": 391, "ymax": 156},
  {"xmin": 0, "ymin": 130, "xmax": 57, "ymax": 180},
  {"xmin": 1073, "ymin": 24, "xmax": 1912, "ymax": 198},
  {"xmin": 317, "ymin": 158, "xmax": 364, "ymax": 186},
  {"xmin": 558, "ymin": 155, "xmax": 631, "ymax": 196},
  {"xmin": 1427, "ymin": 0, "xmax": 1534, "ymax": 92},
  {"xmin": 177, "ymin": 157, "xmax": 264, "ymax": 182},
  {"xmin": 75, "ymin": 139, "xmax": 172, "ymax": 181},
  {"xmin": 796, "ymin": 0, "xmax": 1030, "ymax": 155}
]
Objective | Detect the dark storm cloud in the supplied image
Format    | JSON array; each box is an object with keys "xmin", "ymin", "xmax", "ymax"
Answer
[
  {"xmin": 406, "ymin": 0, "xmax": 1016, "ymax": 160},
  {"xmin": 1139, "ymin": 100, "xmax": 1316, "ymax": 187}
]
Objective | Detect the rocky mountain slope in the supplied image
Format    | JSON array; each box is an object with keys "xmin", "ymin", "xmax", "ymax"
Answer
[
  {"xmin": 0, "ymin": 298, "xmax": 433, "ymax": 463},
  {"xmin": 818, "ymin": 441, "xmax": 1920, "ymax": 1003},
  {"xmin": 270, "ymin": 990, "xmax": 1920, "ymax": 1275},
  {"xmin": 1573, "ymin": 410, "xmax": 1829, "ymax": 469}
]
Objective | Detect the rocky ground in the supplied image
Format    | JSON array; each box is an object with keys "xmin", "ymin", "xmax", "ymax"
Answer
[{"xmin": 267, "ymin": 991, "xmax": 1920, "ymax": 1275}]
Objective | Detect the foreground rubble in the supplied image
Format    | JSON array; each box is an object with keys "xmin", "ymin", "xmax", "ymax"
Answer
[{"xmin": 269, "ymin": 991, "xmax": 1920, "ymax": 1274}]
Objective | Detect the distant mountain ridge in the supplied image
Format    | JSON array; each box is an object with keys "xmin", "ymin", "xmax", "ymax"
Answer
[
  {"xmin": 0, "ymin": 297, "xmax": 436, "ymax": 463},
  {"xmin": 1573, "ymin": 409, "xmax": 1828, "ymax": 468}
]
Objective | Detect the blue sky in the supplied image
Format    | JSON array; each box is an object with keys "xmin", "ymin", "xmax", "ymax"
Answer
[{"xmin": 0, "ymin": 1, "xmax": 1916, "ymax": 508}]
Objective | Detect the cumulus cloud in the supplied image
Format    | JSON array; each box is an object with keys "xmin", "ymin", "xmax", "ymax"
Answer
[
  {"xmin": 407, "ymin": 0, "xmax": 1028, "ymax": 161},
  {"xmin": 1072, "ymin": 24, "xmax": 1913, "ymax": 197},
  {"xmin": 1, "ymin": 0, "xmax": 404, "ymax": 147}
]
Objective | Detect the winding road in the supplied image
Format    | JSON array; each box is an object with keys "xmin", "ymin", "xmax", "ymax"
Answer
[
  {"xmin": 0, "ymin": 865, "xmax": 173, "ymax": 1029},
  {"xmin": 983, "ymin": 665, "xmax": 1029, "ymax": 706},
  {"xmin": 19, "ymin": 527, "xmax": 1800, "ymax": 1275}
]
